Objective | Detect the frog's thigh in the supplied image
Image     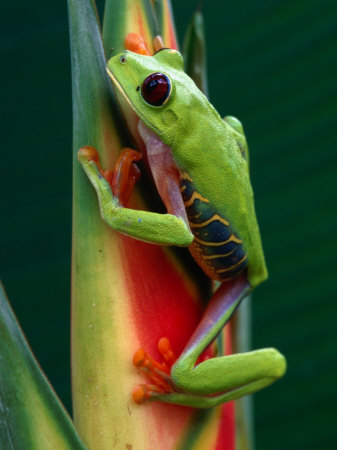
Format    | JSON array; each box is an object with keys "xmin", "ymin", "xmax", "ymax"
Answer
[{"xmin": 172, "ymin": 347, "xmax": 286, "ymax": 396}]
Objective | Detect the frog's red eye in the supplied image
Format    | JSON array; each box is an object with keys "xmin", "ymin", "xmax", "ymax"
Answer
[{"xmin": 141, "ymin": 73, "xmax": 171, "ymax": 106}]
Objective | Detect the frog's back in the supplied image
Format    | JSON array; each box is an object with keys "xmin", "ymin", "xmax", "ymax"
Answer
[
  {"xmin": 175, "ymin": 116, "xmax": 268, "ymax": 289},
  {"xmin": 180, "ymin": 172, "xmax": 249, "ymax": 281}
]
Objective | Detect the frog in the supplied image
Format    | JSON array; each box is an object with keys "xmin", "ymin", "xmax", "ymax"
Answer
[{"xmin": 77, "ymin": 46, "xmax": 286, "ymax": 408}]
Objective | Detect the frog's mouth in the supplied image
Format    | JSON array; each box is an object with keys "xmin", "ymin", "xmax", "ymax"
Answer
[
  {"xmin": 107, "ymin": 67, "xmax": 136, "ymax": 111},
  {"xmin": 107, "ymin": 67, "xmax": 163, "ymax": 138},
  {"xmin": 106, "ymin": 67, "xmax": 147, "ymax": 125}
]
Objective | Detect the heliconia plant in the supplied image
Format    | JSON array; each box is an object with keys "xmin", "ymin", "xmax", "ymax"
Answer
[
  {"xmin": 0, "ymin": 0, "xmax": 254, "ymax": 449},
  {"xmin": 69, "ymin": 0, "xmax": 238, "ymax": 447}
]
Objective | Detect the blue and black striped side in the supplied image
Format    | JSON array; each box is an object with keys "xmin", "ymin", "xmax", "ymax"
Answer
[{"xmin": 180, "ymin": 173, "xmax": 248, "ymax": 281}]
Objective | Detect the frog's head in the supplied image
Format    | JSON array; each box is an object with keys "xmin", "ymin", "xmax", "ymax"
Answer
[{"xmin": 106, "ymin": 49, "xmax": 211, "ymax": 149}]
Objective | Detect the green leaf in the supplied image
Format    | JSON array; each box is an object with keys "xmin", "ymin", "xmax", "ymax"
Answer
[
  {"xmin": 0, "ymin": 283, "xmax": 85, "ymax": 449},
  {"xmin": 183, "ymin": 11, "xmax": 208, "ymax": 97},
  {"xmin": 68, "ymin": 0, "xmax": 126, "ymax": 154}
]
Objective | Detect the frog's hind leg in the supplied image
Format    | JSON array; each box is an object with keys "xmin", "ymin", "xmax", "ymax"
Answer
[
  {"xmin": 133, "ymin": 275, "xmax": 248, "ymax": 405},
  {"xmin": 169, "ymin": 275, "xmax": 286, "ymax": 407},
  {"xmin": 224, "ymin": 116, "xmax": 249, "ymax": 163},
  {"xmin": 133, "ymin": 274, "xmax": 286, "ymax": 408}
]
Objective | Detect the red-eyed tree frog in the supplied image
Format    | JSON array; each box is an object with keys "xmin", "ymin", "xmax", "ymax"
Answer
[{"xmin": 78, "ymin": 47, "xmax": 286, "ymax": 408}]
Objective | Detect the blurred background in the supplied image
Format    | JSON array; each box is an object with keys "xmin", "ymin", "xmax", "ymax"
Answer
[{"xmin": 1, "ymin": 1, "xmax": 337, "ymax": 449}]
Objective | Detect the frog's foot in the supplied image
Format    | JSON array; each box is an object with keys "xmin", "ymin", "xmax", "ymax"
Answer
[
  {"xmin": 110, "ymin": 147, "xmax": 142, "ymax": 206},
  {"xmin": 132, "ymin": 337, "xmax": 217, "ymax": 404},
  {"xmin": 124, "ymin": 32, "xmax": 166, "ymax": 56},
  {"xmin": 125, "ymin": 33, "xmax": 150, "ymax": 56},
  {"xmin": 132, "ymin": 338, "xmax": 178, "ymax": 404},
  {"xmin": 78, "ymin": 146, "xmax": 142, "ymax": 206}
]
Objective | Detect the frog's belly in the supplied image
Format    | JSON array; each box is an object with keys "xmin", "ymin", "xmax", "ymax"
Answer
[{"xmin": 180, "ymin": 174, "xmax": 248, "ymax": 282}]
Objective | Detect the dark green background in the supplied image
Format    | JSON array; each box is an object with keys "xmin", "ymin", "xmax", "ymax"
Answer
[{"xmin": 1, "ymin": 1, "xmax": 337, "ymax": 449}]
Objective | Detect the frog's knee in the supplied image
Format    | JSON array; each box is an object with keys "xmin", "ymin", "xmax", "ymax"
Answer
[
  {"xmin": 224, "ymin": 116, "xmax": 244, "ymax": 136},
  {"xmin": 170, "ymin": 362, "xmax": 192, "ymax": 391},
  {"xmin": 267, "ymin": 348, "xmax": 287, "ymax": 379}
]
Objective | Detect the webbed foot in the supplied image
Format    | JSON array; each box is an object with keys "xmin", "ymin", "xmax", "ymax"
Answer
[
  {"xmin": 78, "ymin": 146, "xmax": 142, "ymax": 206},
  {"xmin": 132, "ymin": 338, "xmax": 213, "ymax": 404},
  {"xmin": 132, "ymin": 338, "xmax": 177, "ymax": 403}
]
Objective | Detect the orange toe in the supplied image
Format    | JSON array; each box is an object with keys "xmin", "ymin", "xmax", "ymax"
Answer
[
  {"xmin": 132, "ymin": 384, "xmax": 151, "ymax": 404},
  {"xmin": 158, "ymin": 337, "xmax": 176, "ymax": 368},
  {"xmin": 124, "ymin": 32, "xmax": 150, "ymax": 56},
  {"xmin": 78, "ymin": 145, "xmax": 100, "ymax": 163}
]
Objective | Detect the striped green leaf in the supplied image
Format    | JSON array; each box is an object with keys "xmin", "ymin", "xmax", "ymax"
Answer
[{"xmin": 0, "ymin": 283, "xmax": 85, "ymax": 449}]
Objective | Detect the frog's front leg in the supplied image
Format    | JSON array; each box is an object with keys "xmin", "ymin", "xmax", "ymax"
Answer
[
  {"xmin": 133, "ymin": 275, "xmax": 286, "ymax": 408},
  {"xmin": 77, "ymin": 147, "xmax": 193, "ymax": 246}
]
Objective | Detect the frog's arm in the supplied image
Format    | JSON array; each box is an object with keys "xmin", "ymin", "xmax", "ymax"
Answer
[{"xmin": 78, "ymin": 147, "xmax": 193, "ymax": 246}]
